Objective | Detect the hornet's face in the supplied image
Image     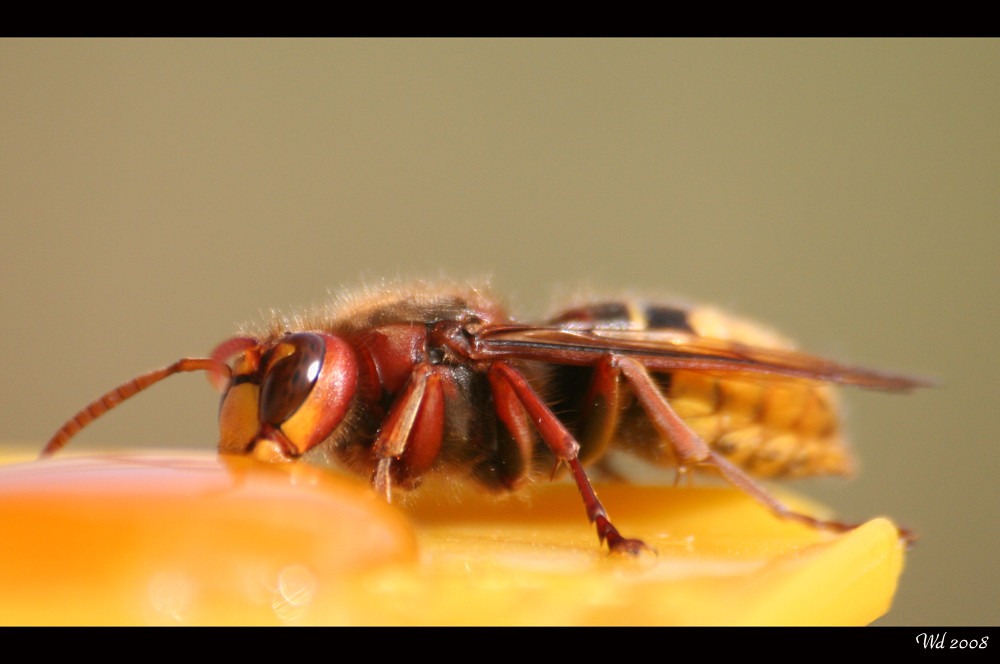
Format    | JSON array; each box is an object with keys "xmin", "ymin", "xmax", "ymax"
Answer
[{"xmin": 217, "ymin": 333, "xmax": 358, "ymax": 463}]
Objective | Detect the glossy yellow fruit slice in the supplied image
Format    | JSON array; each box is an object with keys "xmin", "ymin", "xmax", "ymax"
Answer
[{"xmin": 0, "ymin": 452, "xmax": 905, "ymax": 625}]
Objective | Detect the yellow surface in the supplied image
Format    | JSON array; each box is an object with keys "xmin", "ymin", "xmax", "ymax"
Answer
[{"xmin": 0, "ymin": 451, "xmax": 905, "ymax": 625}]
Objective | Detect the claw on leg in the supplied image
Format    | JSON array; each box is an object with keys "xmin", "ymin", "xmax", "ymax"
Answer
[{"xmin": 595, "ymin": 514, "xmax": 652, "ymax": 555}]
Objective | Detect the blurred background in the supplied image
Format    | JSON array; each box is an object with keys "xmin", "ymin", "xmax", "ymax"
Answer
[{"xmin": 1, "ymin": 39, "xmax": 996, "ymax": 625}]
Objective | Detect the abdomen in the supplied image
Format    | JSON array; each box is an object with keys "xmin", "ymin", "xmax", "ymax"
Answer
[{"xmin": 546, "ymin": 300, "xmax": 854, "ymax": 479}]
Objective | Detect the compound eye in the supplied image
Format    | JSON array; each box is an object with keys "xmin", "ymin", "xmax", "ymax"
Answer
[{"xmin": 258, "ymin": 333, "xmax": 326, "ymax": 426}]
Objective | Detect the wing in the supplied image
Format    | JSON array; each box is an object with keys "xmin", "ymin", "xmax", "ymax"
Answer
[{"xmin": 475, "ymin": 325, "xmax": 929, "ymax": 391}]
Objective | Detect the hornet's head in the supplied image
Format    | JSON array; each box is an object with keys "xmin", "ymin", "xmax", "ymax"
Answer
[{"xmin": 216, "ymin": 333, "xmax": 358, "ymax": 463}]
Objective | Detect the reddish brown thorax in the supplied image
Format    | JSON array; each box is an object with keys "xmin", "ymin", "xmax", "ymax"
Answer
[{"xmin": 350, "ymin": 325, "xmax": 428, "ymax": 408}]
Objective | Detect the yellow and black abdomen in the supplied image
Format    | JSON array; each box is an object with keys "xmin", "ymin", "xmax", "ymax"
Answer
[
  {"xmin": 662, "ymin": 370, "xmax": 850, "ymax": 478},
  {"xmin": 546, "ymin": 300, "xmax": 854, "ymax": 480}
]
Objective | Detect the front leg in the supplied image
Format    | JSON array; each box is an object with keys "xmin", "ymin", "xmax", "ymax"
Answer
[{"xmin": 371, "ymin": 363, "xmax": 446, "ymax": 501}]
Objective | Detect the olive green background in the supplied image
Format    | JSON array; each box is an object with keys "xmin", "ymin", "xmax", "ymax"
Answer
[{"xmin": 2, "ymin": 39, "xmax": 996, "ymax": 625}]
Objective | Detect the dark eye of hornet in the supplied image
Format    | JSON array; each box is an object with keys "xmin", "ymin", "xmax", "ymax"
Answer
[
  {"xmin": 42, "ymin": 283, "xmax": 928, "ymax": 554},
  {"xmin": 258, "ymin": 333, "xmax": 325, "ymax": 426}
]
